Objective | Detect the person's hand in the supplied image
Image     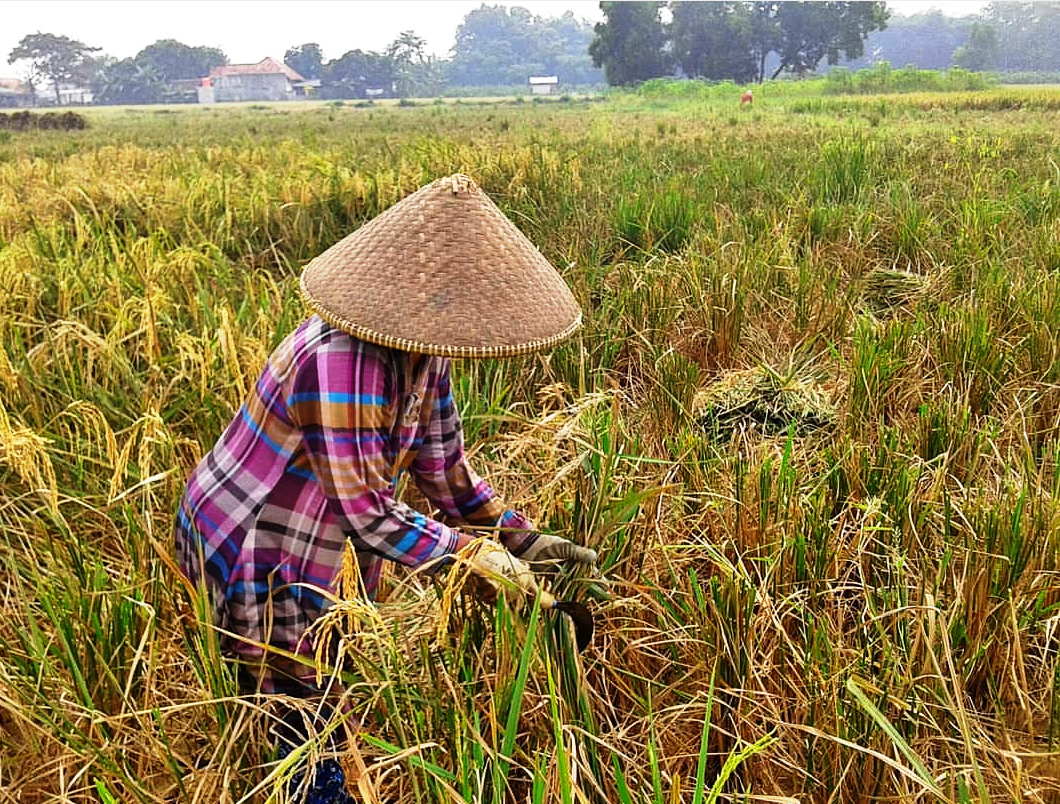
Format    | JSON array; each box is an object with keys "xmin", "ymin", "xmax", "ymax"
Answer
[
  {"xmin": 516, "ymin": 534, "xmax": 598, "ymax": 569},
  {"xmin": 467, "ymin": 540, "xmax": 537, "ymax": 605}
]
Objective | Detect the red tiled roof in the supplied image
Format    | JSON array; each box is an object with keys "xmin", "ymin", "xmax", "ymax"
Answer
[{"xmin": 210, "ymin": 58, "xmax": 305, "ymax": 82}]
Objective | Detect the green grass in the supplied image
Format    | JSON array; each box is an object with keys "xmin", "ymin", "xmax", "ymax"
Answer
[{"xmin": 1, "ymin": 82, "xmax": 1060, "ymax": 802}]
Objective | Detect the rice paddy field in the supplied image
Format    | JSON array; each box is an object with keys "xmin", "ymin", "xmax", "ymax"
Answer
[{"xmin": 1, "ymin": 81, "xmax": 1060, "ymax": 803}]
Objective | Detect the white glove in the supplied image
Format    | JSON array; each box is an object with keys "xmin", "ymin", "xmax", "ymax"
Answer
[
  {"xmin": 517, "ymin": 533, "xmax": 598, "ymax": 567},
  {"xmin": 468, "ymin": 540, "xmax": 537, "ymax": 604}
]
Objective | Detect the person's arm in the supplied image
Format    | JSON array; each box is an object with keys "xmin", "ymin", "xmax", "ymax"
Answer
[
  {"xmin": 409, "ymin": 360, "xmax": 539, "ymax": 556},
  {"xmin": 288, "ymin": 339, "xmax": 461, "ymax": 567}
]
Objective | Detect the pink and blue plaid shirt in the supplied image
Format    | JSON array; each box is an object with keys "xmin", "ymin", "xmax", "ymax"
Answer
[{"xmin": 174, "ymin": 315, "xmax": 534, "ymax": 691}]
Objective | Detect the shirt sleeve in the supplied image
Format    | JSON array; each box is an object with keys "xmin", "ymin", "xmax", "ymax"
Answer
[
  {"xmin": 287, "ymin": 340, "xmax": 459, "ymax": 567},
  {"xmin": 409, "ymin": 360, "xmax": 537, "ymax": 555}
]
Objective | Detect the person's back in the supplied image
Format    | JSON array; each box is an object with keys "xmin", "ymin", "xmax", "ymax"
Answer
[{"xmin": 174, "ymin": 174, "xmax": 598, "ymax": 801}]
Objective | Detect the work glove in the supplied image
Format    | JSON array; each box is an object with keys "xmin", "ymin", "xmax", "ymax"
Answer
[
  {"xmin": 467, "ymin": 540, "xmax": 537, "ymax": 605},
  {"xmin": 515, "ymin": 533, "xmax": 598, "ymax": 570}
]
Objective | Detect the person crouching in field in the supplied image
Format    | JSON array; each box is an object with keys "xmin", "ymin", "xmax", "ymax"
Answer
[
  {"xmin": 741, "ymin": 88, "xmax": 754, "ymax": 106},
  {"xmin": 173, "ymin": 174, "xmax": 597, "ymax": 803}
]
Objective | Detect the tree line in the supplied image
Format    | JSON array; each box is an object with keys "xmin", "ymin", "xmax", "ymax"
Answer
[
  {"xmin": 589, "ymin": 2, "xmax": 891, "ymax": 86},
  {"xmin": 6, "ymin": 6, "xmax": 603, "ymax": 106},
  {"xmin": 848, "ymin": 3, "xmax": 1060, "ymax": 75},
  {"xmin": 7, "ymin": 2, "xmax": 1060, "ymax": 106},
  {"xmin": 587, "ymin": 1, "xmax": 1060, "ymax": 86},
  {"xmin": 287, "ymin": 7, "xmax": 606, "ymax": 99}
]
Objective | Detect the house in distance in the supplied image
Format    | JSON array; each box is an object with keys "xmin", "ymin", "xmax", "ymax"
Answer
[
  {"xmin": 528, "ymin": 75, "xmax": 559, "ymax": 96},
  {"xmin": 197, "ymin": 57, "xmax": 320, "ymax": 103},
  {"xmin": 0, "ymin": 77, "xmax": 33, "ymax": 108}
]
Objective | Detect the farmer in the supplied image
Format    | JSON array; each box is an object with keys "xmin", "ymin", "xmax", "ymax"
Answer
[
  {"xmin": 741, "ymin": 88, "xmax": 753, "ymax": 106},
  {"xmin": 174, "ymin": 173, "xmax": 597, "ymax": 802}
]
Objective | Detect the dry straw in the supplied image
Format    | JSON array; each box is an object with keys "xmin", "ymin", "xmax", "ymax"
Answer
[
  {"xmin": 693, "ymin": 365, "xmax": 837, "ymax": 437},
  {"xmin": 300, "ymin": 173, "xmax": 582, "ymax": 358},
  {"xmin": 860, "ymin": 266, "xmax": 933, "ymax": 313}
]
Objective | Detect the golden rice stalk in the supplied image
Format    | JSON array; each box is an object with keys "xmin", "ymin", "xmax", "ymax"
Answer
[
  {"xmin": 308, "ymin": 541, "xmax": 454, "ymax": 688},
  {"xmin": 170, "ymin": 330, "xmax": 213, "ymax": 401},
  {"xmin": 136, "ymin": 406, "xmax": 169, "ymax": 483},
  {"xmin": 308, "ymin": 538, "xmax": 505, "ymax": 697},
  {"xmin": 53, "ymin": 399, "xmax": 119, "ymax": 472},
  {"xmin": 0, "ymin": 240, "xmax": 37, "ymax": 316},
  {"xmin": 140, "ymin": 284, "xmax": 164, "ymax": 364},
  {"xmin": 217, "ymin": 305, "xmax": 248, "ymax": 402},
  {"xmin": 0, "ymin": 400, "xmax": 59, "ymax": 515},
  {"xmin": 0, "ymin": 341, "xmax": 18, "ymax": 394},
  {"xmin": 311, "ymin": 539, "xmax": 389, "ymax": 688},
  {"xmin": 501, "ymin": 386, "xmax": 616, "ymax": 489},
  {"xmin": 106, "ymin": 409, "xmax": 175, "ymax": 503},
  {"xmin": 24, "ymin": 319, "xmax": 112, "ymax": 380}
]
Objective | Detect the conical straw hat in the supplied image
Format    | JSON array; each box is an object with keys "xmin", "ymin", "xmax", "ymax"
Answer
[{"xmin": 300, "ymin": 174, "xmax": 582, "ymax": 358}]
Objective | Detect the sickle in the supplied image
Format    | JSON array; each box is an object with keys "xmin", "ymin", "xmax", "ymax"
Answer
[{"xmin": 538, "ymin": 589, "xmax": 594, "ymax": 652}]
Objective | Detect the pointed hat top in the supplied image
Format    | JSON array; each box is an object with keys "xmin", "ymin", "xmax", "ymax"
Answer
[{"xmin": 300, "ymin": 174, "xmax": 582, "ymax": 358}]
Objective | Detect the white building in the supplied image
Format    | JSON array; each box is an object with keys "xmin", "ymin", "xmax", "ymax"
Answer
[
  {"xmin": 528, "ymin": 75, "xmax": 559, "ymax": 95},
  {"xmin": 57, "ymin": 85, "xmax": 93, "ymax": 105},
  {"xmin": 197, "ymin": 57, "xmax": 319, "ymax": 104}
]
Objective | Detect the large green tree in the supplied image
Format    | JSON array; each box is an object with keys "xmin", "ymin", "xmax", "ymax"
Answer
[
  {"xmin": 8, "ymin": 32, "xmax": 100, "ymax": 104},
  {"xmin": 589, "ymin": 1, "xmax": 672, "ymax": 86},
  {"xmin": 92, "ymin": 59, "xmax": 165, "ymax": 105},
  {"xmin": 284, "ymin": 43, "xmax": 324, "ymax": 79},
  {"xmin": 386, "ymin": 31, "xmax": 428, "ymax": 97},
  {"xmin": 671, "ymin": 1, "xmax": 758, "ymax": 82},
  {"xmin": 840, "ymin": 10, "xmax": 975, "ymax": 71},
  {"xmin": 134, "ymin": 39, "xmax": 226, "ymax": 81},
  {"xmin": 953, "ymin": 21, "xmax": 1000, "ymax": 71},
  {"xmin": 450, "ymin": 5, "xmax": 525, "ymax": 85},
  {"xmin": 90, "ymin": 40, "xmax": 226, "ymax": 105},
  {"xmin": 449, "ymin": 5, "xmax": 602, "ymax": 87},
  {"xmin": 533, "ymin": 11, "xmax": 602, "ymax": 84},
  {"xmin": 322, "ymin": 49, "xmax": 395, "ymax": 98},
  {"xmin": 985, "ymin": 2, "xmax": 1060, "ymax": 72},
  {"xmin": 591, "ymin": 1, "xmax": 886, "ymax": 86},
  {"xmin": 751, "ymin": 2, "xmax": 889, "ymax": 81}
]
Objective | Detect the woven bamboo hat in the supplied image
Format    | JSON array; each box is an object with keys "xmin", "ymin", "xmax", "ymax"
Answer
[{"xmin": 300, "ymin": 173, "xmax": 582, "ymax": 358}]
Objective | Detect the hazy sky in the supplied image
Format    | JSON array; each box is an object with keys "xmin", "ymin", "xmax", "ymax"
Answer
[{"xmin": 2, "ymin": 0, "xmax": 990, "ymax": 75}]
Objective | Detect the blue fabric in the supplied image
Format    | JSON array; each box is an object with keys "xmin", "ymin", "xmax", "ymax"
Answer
[
  {"xmin": 273, "ymin": 705, "xmax": 358, "ymax": 804},
  {"xmin": 277, "ymin": 744, "xmax": 357, "ymax": 804}
]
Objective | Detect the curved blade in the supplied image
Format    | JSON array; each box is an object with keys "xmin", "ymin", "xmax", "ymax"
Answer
[{"xmin": 552, "ymin": 600, "xmax": 594, "ymax": 652}]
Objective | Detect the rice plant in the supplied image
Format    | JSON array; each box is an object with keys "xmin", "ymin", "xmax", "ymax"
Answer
[{"xmin": 1, "ymin": 86, "xmax": 1059, "ymax": 803}]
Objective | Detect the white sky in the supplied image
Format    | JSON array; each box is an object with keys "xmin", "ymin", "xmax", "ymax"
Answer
[{"xmin": 2, "ymin": 0, "xmax": 990, "ymax": 76}]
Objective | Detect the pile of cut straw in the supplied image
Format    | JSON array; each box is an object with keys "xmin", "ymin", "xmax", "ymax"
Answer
[{"xmin": 693, "ymin": 364, "xmax": 836, "ymax": 437}]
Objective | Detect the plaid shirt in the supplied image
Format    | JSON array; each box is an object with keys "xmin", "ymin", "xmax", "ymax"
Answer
[{"xmin": 174, "ymin": 315, "xmax": 534, "ymax": 692}]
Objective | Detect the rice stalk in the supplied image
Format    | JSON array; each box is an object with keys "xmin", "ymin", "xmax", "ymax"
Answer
[{"xmin": 2, "ymin": 92, "xmax": 1060, "ymax": 803}]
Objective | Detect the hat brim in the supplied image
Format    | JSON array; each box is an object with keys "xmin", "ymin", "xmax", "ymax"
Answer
[{"xmin": 300, "ymin": 174, "xmax": 582, "ymax": 358}]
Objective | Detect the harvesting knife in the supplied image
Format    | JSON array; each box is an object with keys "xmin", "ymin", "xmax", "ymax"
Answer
[
  {"xmin": 462, "ymin": 538, "xmax": 595, "ymax": 652},
  {"xmin": 538, "ymin": 588, "xmax": 594, "ymax": 652}
]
